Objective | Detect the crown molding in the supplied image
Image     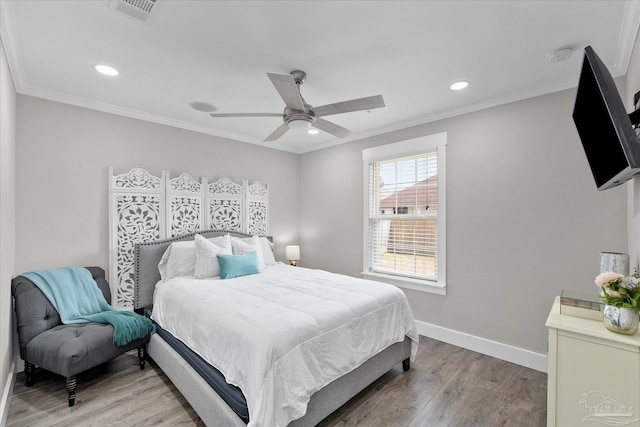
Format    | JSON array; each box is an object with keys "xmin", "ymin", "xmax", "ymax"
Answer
[
  {"xmin": 0, "ymin": 0, "xmax": 25, "ymax": 91},
  {"xmin": 3, "ymin": 0, "xmax": 640, "ymax": 156},
  {"xmin": 614, "ymin": 0, "xmax": 640, "ymax": 75},
  {"xmin": 10, "ymin": 71, "xmax": 588, "ymax": 156},
  {"xmin": 297, "ymin": 75, "xmax": 582, "ymax": 154},
  {"xmin": 19, "ymin": 83, "xmax": 302, "ymax": 153}
]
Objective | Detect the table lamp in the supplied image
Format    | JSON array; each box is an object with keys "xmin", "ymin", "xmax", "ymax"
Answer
[{"xmin": 285, "ymin": 245, "xmax": 300, "ymax": 266}]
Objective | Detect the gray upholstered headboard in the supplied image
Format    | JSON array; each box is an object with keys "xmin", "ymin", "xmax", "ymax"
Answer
[{"xmin": 133, "ymin": 229, "xmax": 272, "ymax": 310}]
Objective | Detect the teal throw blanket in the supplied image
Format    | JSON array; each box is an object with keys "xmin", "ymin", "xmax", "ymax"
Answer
[{"xmin": 22, "ymin": 267, "xmax": 155, "ymax": 346}]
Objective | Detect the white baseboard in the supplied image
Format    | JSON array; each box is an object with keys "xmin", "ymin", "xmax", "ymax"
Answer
[
  {"xmin": 0, "ymin": 356, "xmax": 16, "ymax": 427},
  {"xmin": 415, "ymin": 320, "xmax": 548, "ymax": 373}
]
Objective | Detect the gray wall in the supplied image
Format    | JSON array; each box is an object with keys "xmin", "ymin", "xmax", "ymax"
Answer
[
  {"xmin": 0, "ymin": 32, "xmax": 16, "ymax": 422},
  {"xmin": 15, "ymin": 95, "xmax": 301, "ymax": 273},
  {"xmin": 300, "ymin": 87, "xmax": 628, "ymax": 355},
  {"xmin": 7, "ymin": 44, "xmax": 636, "ymax": 380},
  {"xmin": 628, "ymin": 28, "xmax": 640, "ymax": 266}
]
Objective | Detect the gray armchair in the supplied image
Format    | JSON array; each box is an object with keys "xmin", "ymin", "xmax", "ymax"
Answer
[{"xmin": 11, "ymin": 266, "xmax": 150, "ymax": 406}]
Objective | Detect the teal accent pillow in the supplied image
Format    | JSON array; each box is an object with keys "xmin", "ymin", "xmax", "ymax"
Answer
[{"xmin": 217, "ymin": 251, "xmax": 260, "ymax": 279}]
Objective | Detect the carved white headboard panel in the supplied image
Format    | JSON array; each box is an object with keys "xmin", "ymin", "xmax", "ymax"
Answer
[
  {"xmin": 246, "ymin": 181, "xmax": 269, "ymax": 236},
  {"xmin": 109, "ymin": 168, "xmax": 165, "ymax": 310},
  {"xmin": 207, "ymin": 177, "xmax": 244, "ymax": 232},
  {"xmin": 167, "ymin": 173, "xmax": 205, "ymax": 237},
  {"xmin": 109, "ymin": 168, "xmax": 269, "ymax": 310}
]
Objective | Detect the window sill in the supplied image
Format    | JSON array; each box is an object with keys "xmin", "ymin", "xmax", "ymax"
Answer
[{"xmin": 361, "ymin": 272, "xmax": 446, "ymax": 295}]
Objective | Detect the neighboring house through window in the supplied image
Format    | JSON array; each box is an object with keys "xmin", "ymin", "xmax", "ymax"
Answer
[{"xmin": 362, "ymin": 132, "xmax": 446, "ymax": 295}]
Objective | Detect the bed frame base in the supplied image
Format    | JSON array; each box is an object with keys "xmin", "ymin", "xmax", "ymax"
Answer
[
  {"xmin": 136, "ymin": 230, "xmax": 414, "ymax": 426},
  {"xmin": 148, "ymin": 334, "xmax": 411, "ymax": 426}
]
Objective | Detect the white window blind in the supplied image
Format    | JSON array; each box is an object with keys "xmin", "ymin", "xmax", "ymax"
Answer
[
  {"xmin": 362, "ymin": 133, "xmax": 446, "ymax": 293},
  {"xmin": 368, "ymin": 152, "xmax": 438, "ymax": 280}
]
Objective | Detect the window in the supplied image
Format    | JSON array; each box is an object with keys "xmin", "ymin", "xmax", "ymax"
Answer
[{"xmin": 362, "ymin": 133, "xmax": 446, "ymax": 294}]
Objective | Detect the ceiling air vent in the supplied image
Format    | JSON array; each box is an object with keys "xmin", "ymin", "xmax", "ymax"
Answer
[{"xmin": 115, "ymin": 0, "xmax": 157, "ymax": 22}]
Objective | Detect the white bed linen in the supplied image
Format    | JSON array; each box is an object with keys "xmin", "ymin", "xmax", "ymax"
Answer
[{"xmin": 151, "ymin": 263, "xmax": 418, "ymax": 427}]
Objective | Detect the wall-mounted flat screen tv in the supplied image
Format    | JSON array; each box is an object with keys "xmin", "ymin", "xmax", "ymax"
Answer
[{"xmin": 573, "ymin": 45, "xmax": 640, "ymax": 190}]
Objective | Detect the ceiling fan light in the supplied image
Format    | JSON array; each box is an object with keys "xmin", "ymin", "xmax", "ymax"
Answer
[
  {"xmin": 287, "ymin": 119, "xmax": 312, "ymax": 130},
  {"xmin": 307, "ymin": 128, "xmax": 319, "ymax": 135}
]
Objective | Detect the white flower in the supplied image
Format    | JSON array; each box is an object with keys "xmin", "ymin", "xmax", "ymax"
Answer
[{"xmin": 595, "ymin": 272, "xmax": 624, "ymax": 287}]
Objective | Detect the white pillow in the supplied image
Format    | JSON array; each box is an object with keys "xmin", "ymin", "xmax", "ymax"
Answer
[
  {"xmin": 260, "ymin": 237, "xmax": 277, "ymax": 265},
  {"xmin": 231, "ymin": 235, "xmax": 265, "ymax": 270},
  {"xmin": 158, "ymin": 240, "xmax": 197, "ymax": 280},
  {"xmin": 194, "ymin": 234, "xmax": 232, "ymax": 278}
]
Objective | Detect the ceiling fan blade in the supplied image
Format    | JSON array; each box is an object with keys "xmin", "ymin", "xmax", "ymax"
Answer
[
  {"xmin": 313, "ymin": 118, "xmax": 352, "ymax": 138},
  {"xmin": 264, "ymin": 123, "xmax": 289, "ymax": 142},
  {"xmin": 209, "ymin": 113, "xmax": 282, "ymax": 118},
  {"xmin": 267, "ymin": 73, "xmax": 306, "ymax": 111},
  {"xmin": 312, "ymin": 95, "xmax": 385, "ymax": 117}
]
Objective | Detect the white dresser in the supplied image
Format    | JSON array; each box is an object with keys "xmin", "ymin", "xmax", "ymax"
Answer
[{"xmin": 546, "ymin": 296, "xmax": 640, "ymax": 426}]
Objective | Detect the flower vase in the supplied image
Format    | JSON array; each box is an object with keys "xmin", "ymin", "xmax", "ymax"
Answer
[
  {"xmin": 603, "ymin": 305, "xmax": 640, "ymax": 335},
  {"xmin": 600, "ymin": 252, "xmax": 630, "ymax": 275}
]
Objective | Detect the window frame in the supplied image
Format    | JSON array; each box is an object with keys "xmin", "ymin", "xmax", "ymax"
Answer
[{"xmin": 362, "ymin": 132, "xmax": 447, "ymax": 295}]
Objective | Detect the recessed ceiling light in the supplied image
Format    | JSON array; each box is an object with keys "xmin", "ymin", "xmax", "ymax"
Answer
[
  {"xmin": 449, "ymin": 81, "xmax": 469, "ymax": 91},
  {"xmin": 189, "ymin": 102, "xmax": 217, "ymax": 113},
  {"xmin": 308, "ymin": 128, "xmax": 319, "ymax": 135},
  {"xmin": 94, "ymin": 64, "xmax": 119, "ymax": 77}
]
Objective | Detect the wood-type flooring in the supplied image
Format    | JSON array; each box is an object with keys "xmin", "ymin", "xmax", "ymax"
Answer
[{"xmin": 7, "ymin": 336, "xmax": 547, "ymax": 427}]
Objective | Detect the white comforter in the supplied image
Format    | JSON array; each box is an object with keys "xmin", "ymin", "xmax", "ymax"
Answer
[{"xmin": 151, "ymin": 263, "xmax": 418, "ymax": 427}]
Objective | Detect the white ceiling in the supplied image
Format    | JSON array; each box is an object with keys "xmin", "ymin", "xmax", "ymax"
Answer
[{"xmin": 1, "ymin": 0, "xmax": 639, "ymax": 154}]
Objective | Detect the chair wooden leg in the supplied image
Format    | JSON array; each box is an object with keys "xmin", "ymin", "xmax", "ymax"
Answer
[
  {"xmin": 66, "ymin": 376, "xmax": 77, "ymax": 407},
  {"xmin": 25, "ymin": 362, "xmax": 35, "ymax": 387},
  {"xmin": 138, "ymin": 346, "xmax": 146, "ymax": 370},
  {"xmin": 402, "ymin": 358, "xmax": 410, "ymax": 371}
]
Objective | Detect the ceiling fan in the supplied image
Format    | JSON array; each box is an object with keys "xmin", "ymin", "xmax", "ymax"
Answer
[{"xmin": 209, "ymin": 70, "xmax": 385, "ymax": 142}]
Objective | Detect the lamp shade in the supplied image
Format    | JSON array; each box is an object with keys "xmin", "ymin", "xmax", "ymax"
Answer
[{"xmin": 285, "ymin": 245, "xmax": 300, "ymax": 261}]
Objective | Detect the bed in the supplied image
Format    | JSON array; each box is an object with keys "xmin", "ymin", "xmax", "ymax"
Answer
[{"xmin": 134, "ymin": 229, "xmax": 418, "ymax": 426}]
